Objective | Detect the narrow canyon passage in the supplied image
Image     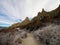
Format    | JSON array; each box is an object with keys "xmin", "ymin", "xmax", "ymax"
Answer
[{"xmin": 22, "ymin": 33, "xmax": 42, "ymax": 45}]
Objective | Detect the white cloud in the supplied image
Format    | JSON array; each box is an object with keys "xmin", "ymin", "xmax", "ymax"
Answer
[{"xmin": 0, "ymin": 19, "xmax": 15, "ymax": 24}]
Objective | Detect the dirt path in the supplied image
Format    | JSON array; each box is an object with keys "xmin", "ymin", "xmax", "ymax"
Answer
[{"xmin": 22, "ymin": 33, "xmax": 42, "ymax": 45}]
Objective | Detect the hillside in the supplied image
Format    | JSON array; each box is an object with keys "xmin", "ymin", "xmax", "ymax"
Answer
[
  {"xmin": 6, "ymin": 5, "xmax": 60, "ymax": 31},
  {"xmin": 20, "ymin": 5, "xmax": 60, "ymax": 31},
  {"xmin": 1, "ymin": 5, "xmax": 60, "ymax": 32},
  {"xmin": 9, "ymin": 17, "xmax": 31, "ymax": 29}
]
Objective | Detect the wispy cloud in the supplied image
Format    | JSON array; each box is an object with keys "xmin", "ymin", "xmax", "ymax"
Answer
[{"xmin": 0, "ymin": 0, "xmax": 60, "ymax": 27}]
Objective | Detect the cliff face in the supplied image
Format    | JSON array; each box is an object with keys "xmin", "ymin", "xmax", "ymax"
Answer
[
  {"xmin": 8, "ymin": 5, "xmax": 60, "ymax": 31},
  {"xmin": 22, "ymin": 5, "xmax": 60, "ymax": 31}
]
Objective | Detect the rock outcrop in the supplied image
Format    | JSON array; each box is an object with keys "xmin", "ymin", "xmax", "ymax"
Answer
[
  {"xmin": 22, "ymin": 5, "xmax": 60, "ymax": 31},
  {"xmin": 9, "ymin": 17, "xmax": 30, "ymax": 29}
]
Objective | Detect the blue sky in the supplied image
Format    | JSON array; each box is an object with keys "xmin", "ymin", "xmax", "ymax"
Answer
[{"xmin": 0, "ymin": 0, "xmax": 60, "ymax": 27}]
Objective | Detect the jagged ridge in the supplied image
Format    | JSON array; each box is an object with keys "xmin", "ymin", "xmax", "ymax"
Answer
[
  {"xmin": 21, "ymin": 5, "xmax": 60, "ymax": 31},
  {"xmin": 1, "ymin": 5, "xmax": 60, "ymax": 32}
]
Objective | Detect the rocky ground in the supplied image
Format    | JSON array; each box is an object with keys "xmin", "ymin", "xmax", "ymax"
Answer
[{"xmin": 0, "ymin": 24, "xmax": 60, "ymax": 45}]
